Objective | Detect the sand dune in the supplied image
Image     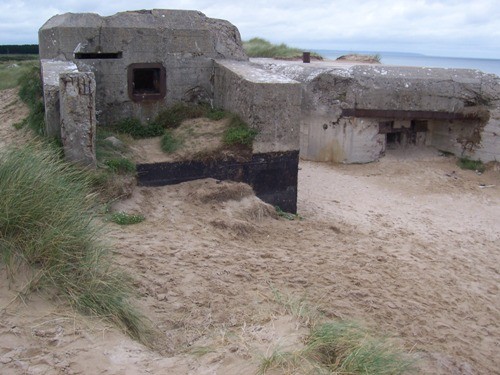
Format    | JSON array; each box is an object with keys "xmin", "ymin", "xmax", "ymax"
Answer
[{"xmin": 1, "ymin": 89, "xmax": 499, "ymax": 374}]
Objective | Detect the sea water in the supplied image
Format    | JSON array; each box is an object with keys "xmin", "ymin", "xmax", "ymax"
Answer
[{"xmin": 314, "ymin": 50, "xmax": 500, "ymax": 76}]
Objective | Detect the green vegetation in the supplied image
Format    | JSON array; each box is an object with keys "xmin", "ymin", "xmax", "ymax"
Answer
[
  {"xmin": 111, "ymin": 117, "xmax": 164, "ymax": 139},
  {"xmin": 153, "ymin": 102, "xmax": 207, "ymax": 129},
  {"xmin": 243, "ymin": 37, "xmax": 322, "ymax": 59},
  {"xmin": 275, "ymin": 206, "xmax": 302, "ymax": 221},
  {"xmin": 0, "ymin": 144, "xmax": 152, "ymax": 343},
  {"xmin": 153, "ymin": 103, "xmax": 227, "ymax": 129},
  {"xmin": 2, "ymin": 56, "xmax": 150, "ymax": 342},
  {"xmin": 304, "ymin": 322, "xmax": 414, "ymax": 374},
  {"xmin": 0, "ymin": 59, "xmax": 39, "ymax": 90},
  {"xmin": 110, "ymin": 103, "xmax": 250, "ymax": 157},
  {"xmin": 0, "ymin": 54, "xmax": 39, "ymax": 62},
  {"xmin": 259, "ymin": 321, "xmax": 414, "ymax": 375},
  {"xmin": 259, "ymin": 290, "xmax": 416, "ymax": 374},
  {"xmin": 15, "ymin": 64, "xmax": 45, "ymax": 135},
  {"xmin": 206, "ymin": 107, "xmax": 227, "ymax": 121},
  {"xmin": 111, "ymin": 104, "xmax": 228, "ymax": 142},
  {"xmin": 93, "ymin": 129, "xmax": 137, "ymax": 200},
  {"xmin": 161, "ymin": 130, "xmax": 183, "ymax": 153},
  {"xmin": 105, "ymin": 157, "xmax": 136, "ymax": 174},
  {"xmin": 457, "ymin": 157, "xmax": 485, "ymax": 172},
  {"xmin": 109, "ymin": 211, "xmax": 145, "ymax": 225},
  {"xmin": 222, "ymin": 115, "xmax": 257, "ymax": 147},
  {"xmin": 95, "ymin": 128, "xmax": 134, "ymax": 170},
  {"xmin": 271, "ymin": 287, "xmax": 320, "ymax": 324}
]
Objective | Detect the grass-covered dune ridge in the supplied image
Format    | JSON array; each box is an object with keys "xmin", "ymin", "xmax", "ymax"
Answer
[
  {"xmin": 243, "ymin": 37, "xmax": 322, "ymax": 60},
  {"xmin": 0, "ymin": 143, "xmax": 152, "ymax": 344}
]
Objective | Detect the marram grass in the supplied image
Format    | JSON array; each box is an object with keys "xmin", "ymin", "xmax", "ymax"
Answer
[
  {"xmin": 259, "ymin": 321, "xmax": 415, "ymax": 374},
  {"xmin": 0, "ymin": 143, "xmax": 153, "ymax": 344},
  {"xmin": 243, "ymin": 37, "xmax": 322, "ymax": 59}
]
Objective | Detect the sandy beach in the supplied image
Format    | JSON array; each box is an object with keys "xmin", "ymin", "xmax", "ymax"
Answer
[{"xmin": 1, "ymin": 89, "xmax": 499, "ymax": 374}]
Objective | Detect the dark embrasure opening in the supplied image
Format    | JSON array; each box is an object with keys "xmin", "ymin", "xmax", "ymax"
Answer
[{"xmin": 127, "ymin": 63, "xmax": 166, "ymax": 102}]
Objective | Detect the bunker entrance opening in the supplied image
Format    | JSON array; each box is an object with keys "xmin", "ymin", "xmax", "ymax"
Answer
[
  {"xmin": 380, "ymin": 120, "xmax": 428, "ymax": 149},
  {"xmin": 128, "ymin": 63, "xmax": 166, "ymax": 102}
]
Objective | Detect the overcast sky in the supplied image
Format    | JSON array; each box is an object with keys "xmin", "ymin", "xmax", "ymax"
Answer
[{"xmin": 1, "ymin": 0, "xmax": 499, "ymax": 59}]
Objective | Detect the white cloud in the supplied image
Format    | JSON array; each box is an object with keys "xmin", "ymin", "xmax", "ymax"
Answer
[{"xmin": 0, "ymin": 0, "xmax": 499, "ymax": 58}]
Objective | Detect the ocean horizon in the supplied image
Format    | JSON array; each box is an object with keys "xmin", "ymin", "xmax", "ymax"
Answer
[{"xmin": 314, "ymin": 49, "xmax": 500, "ymax": 77}]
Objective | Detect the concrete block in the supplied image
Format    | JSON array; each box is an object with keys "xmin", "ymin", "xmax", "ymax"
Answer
[
  {"xmin": 59, "ymin": 72, "xmax": 97, "ymax": 167},
  {"xmin": 214, "ymin": 60, "xmax": 301, "ymax": 153},
  {"xmin": 41, "ymin": 59, "xmax": 79, "ymax": 137}
]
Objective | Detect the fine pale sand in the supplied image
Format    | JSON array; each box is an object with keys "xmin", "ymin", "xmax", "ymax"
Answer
[{"xmin": 1, "ymin": 89, "xmax": 499, "ymax": 374}]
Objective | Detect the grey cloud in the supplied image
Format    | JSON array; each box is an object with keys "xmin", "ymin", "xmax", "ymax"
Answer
[{"xmin": 0, "ymin": 0, "xmax": 498, "ymax": 58}]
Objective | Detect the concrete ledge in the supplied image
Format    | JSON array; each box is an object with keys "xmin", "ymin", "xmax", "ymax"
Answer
[
  {"xmin": 41, "ymin": 59, "xmax": 78, "ymax": 137},
  {"xmin": 214, "ymin": 60, "xmax": 301, "ymax": 154}
]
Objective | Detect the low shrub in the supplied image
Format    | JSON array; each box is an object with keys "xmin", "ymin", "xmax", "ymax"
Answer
[
  {"xmin": 305, "ymin": 322, "xmax": 414, "ymax": 374},
  {"xmin": 457, "ymin": 157, "xmax": 485, "ymax": 172},
  {"xmin": 0, "ymin": 59, "xmax": 38, "ymax": 90},
  {"xmin": 105, "ymin": 157, "xmax": 136, "ymax": 174},
  {"xmin": 0, "ymin": 144, "xmax": 151, "ymax": 344},
  {"xmin": 16, "ymin": 64, "xmax": 45, "ymax": 135},
  {"xmin": 206, "ymin": 107, "xmax": 227, "ymax": 121},
  {"xmin": 275, "ymin": 206, "xmax": 302, "ymax": 221},
  {"xmin": 160, "ymin": 130, "xmax": 183, "ymax": 153},
  {"xmin": 112, "ymin": 117, "xmax": 164, "ymax": 139},
  {"xmin": 110, "ymin": 104, "xmax": 228, "ymax": 141},
  {"xmin": 152, "ymin": 103, "xmax": 206, "ymax": 129},
  {"xmin": 109, "ymin": 212, "xmax": 145, "ymax": 225},
  {"xmin": 223, "ymin": 115, "xmax": 257, "ymax": 147},
  {"xmin": 259, "ymin": 320, "xmax": 415, "ymax": 374}
]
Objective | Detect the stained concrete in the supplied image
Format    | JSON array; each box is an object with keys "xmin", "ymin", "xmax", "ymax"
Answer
[
  {"xmin": 39, "ymin": 9, "xmax": 498, "ymax": 173},
  {"xmin": 39, "ymin": 10, "xmax": 247, "ymax": 126},
  {"xmin": 41, "ymin": 60, "xmax": 78, "ymax": 137},
  {"xmin": 252, "ymin": 58, "xmax": 500, "ymax": 163},
  {"xmin": 39, "ymin": 10, "xmax": 303, "ymax": 211},
  {"xmin": 213, "ymin": 60, "xmax": 301, "ymax": 153},
  {"xmin": 59, "ymin": 72, "xmax": 97, "ymax": 167}
]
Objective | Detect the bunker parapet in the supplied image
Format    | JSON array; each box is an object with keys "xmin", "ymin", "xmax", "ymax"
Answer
[{"xmin": 252, "ymin": 59, "xmax": 500, "ymax": 163}]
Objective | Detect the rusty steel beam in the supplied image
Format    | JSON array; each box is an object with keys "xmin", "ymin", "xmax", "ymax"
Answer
[{"xmin": 341, "ymin": 108, "xmax": 479, "ymax": 121}]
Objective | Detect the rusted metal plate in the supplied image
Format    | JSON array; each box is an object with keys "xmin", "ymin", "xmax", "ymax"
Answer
[
  {"xmin": 342, "ymin": 108, "xmax": 479, "ymax": 121},
  {"xmin": 136, "ymin": 151, "xmax": 300, "ymax": 213}
]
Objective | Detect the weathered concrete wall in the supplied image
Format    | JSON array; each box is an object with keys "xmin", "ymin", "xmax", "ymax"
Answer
[
  {"xmin": 302, "ymin": 117, "xmax": 384, "ymax": 163},
  {"xmin": 41, "ymin": 60, "xmax": 79, "ymax": 137},
  {"xmin": 39, "ymin": 10, "xmax": 247, "ymax": 127},
  {"xmin": 252, "ymin": 58, "xmax": 500, "ymax": 163},
  {"xmin": 59, "ymin": 72, "xmax": 97, "ymax": 167},
  {"xmin": 213, "ymin": 60, "xmax": 301, "ymax": 153}
]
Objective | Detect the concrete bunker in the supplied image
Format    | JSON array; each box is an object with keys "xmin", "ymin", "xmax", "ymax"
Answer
[
  {"xmin": 39, "ymin": 10, "xmax": 302, "ymax": 212},
  {"xmin": 39, "ymin": 9, "xmax": 498, "ymax": 214},
  {"xmin": 252, "ymin": 60, "xmax": 500, "ymax": 163}
]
